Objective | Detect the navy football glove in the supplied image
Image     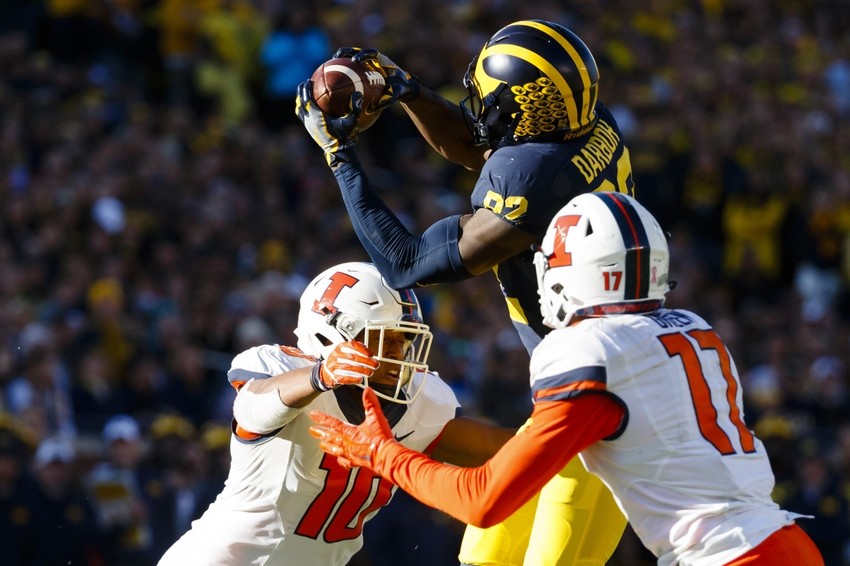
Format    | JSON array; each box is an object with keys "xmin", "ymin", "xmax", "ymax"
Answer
[
  {"xmin": 333, "ymin": 47, "xmax": 420, "ymax": 108},
  {"xmin": 295, "ymin": 80, "xmax": 361, "ymax": 168}
]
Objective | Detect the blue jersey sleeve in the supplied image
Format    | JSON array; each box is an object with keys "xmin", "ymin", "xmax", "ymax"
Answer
[{"xmin": 332, "ymin": 149, "xmax": 471, "ymax": 288}]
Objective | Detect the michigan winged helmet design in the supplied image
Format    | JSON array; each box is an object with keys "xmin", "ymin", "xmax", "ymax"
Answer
[{"xmin": 462, "ymin": 20, "xmax": 600, "ymax": 148}]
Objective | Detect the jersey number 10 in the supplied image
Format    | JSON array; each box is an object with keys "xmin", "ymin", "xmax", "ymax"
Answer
[{"xmin": 295, "ymin": 454, "xmax": 394, "ymax": 542}]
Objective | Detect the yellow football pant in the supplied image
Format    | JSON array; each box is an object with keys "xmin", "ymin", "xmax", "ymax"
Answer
[{"xmin": 458, "ymin": 455, "xmax": 626, "ymax": 566}]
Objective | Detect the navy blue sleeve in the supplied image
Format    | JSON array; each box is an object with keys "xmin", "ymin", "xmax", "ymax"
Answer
[{"xmin": 331, "ymin": 149, "xmax": 471, "ymax": 288}]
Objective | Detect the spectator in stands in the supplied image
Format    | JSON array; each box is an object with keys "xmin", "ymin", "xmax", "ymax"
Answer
[
  {"xmin": 86, "ymin": 415, "xmax": 162, "ymax": 566},
  {"xmin": 0, "ymin": 417, "xmax": 37, "ymax": 564},
  {"xmin": 259, "ymin": 2, "xmax": 330, "ymax": 130},
  {"xmin": 31, "ymin": 436, "xmax": 104, "ymax": 564}
]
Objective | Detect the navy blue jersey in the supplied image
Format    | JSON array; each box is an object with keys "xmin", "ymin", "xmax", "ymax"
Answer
[{"xmin": 472, "ymin": 103, "xmax": 635, "ymax": 352}]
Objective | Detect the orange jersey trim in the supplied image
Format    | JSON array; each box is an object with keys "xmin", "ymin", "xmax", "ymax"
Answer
[
  {"xmin": 726, "ymin": 524, "xmax": 823, "ymax": 565},
  {"xmin": 234, "ymin": 425, "xmax": 262, "ymax": 441},
  {"xmin": 376, "ymin": 394, "xmax": 624, "ymax": 528},
  {"xmin": 279, "ymin": 345, "xmax": 316, "ymax": 361},
  {"xmin": 230, "ymin": 379, "xmax": 266, "ymax": 440}
]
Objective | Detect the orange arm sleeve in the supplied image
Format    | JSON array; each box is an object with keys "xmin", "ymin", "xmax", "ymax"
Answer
[{"xmin": 374, "ymin": 393, "xmax": 624, "ymax": 528}]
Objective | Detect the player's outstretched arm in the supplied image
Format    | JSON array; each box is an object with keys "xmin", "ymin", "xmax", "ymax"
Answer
[
  {"xmin": 310, "ymin": 388, "xmax": 623, "ymax": 527},
  {"xmin": 296, "ymin": 65, "xmax": 532, "ymax": 286},
  {"xmin": 401, "ymin": 86, "xmax": 488, "ymax": 171},
  {"xmin": 329, "ymin": 158, "xmax": 536, "ymax": 286},
  {"xmin": 430, "ymin": 416, "xmax": 516, "ymax": 468}
]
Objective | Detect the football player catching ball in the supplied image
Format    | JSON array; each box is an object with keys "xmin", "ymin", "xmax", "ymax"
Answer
[{"xmin": 297, "ymin": 19, "xmax": 634, "ymax": 566}]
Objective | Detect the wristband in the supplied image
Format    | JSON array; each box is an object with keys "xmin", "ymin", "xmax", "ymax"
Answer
[{"xmin": 310, "ymin": 362, "xmax": 331, "ymax": 392}]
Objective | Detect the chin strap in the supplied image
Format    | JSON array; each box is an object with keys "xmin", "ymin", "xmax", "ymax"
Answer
[{"xmin": 574, "ymin": 299, "xmax": 665, "ymax": 318}]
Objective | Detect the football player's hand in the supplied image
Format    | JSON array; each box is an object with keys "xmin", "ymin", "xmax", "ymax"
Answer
[
  {"xmin": 309, "ymin": 387, "xmax": 394, "ymax": 469},
  {"xmin": 295, "ymin": 80, "xmax": 361, "ymax": 168},
  {"xmin": 311, "ymin": 341, "xmax": 379, "ymax": 392},
  {"xmin": 333, "ymin": 47, "xmax": 420, "ymax": 107}
]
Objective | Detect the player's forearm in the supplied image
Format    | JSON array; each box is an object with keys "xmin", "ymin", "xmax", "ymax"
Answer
[
  {"xmin": 401, "ymin": 87, "xmax": 487, "ymax": 171},
  {"xmin": 372, "ymin": 397, "xmax": 622, "ymax": 527},
  {"xmin": 229, "ymin": 362, "xmax": 321, "ymax": 410},
  {"xmin": 233, "ymin": 368, "xmax": 319, "ymax": 435},
  {"xmin": 376, "ymin": 429, "xmax": 566, "ymax": 527},
  {"xmin": 332, "ymin": 157, "xmax": 471, "ymax": 287},
  {"xmin": 261, "ymin": 366, "xmax": 321, "ymax": 408},
  {"xmin": 431, "ymin": 416, "xmax": 516, "ymax": 467}
]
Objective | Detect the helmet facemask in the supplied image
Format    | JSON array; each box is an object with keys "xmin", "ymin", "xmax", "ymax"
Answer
[
  {"xmin": 461, "ymin": 57, "xmax": 515, "ymax": 148},
  {"xmin": 359, "ymin": 317, "xmax": 433, "ymax": 404},
  {"xmin": 295, "ymin": 262, "xmax": 434, "ymax": 404},
  {"xmin": 534, "ymin": 249, "xmax": 571, "ymax": 328}
]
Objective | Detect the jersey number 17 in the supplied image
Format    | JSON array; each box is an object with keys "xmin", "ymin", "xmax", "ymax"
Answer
[{"xmin": 659, "ymin": 329, "xmax": 757, "ymax": 456}]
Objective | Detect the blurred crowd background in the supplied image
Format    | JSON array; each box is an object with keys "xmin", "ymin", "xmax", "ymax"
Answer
[{"xmin": 0, "ymin": 0, "xmax": 849, "ymax": 564}]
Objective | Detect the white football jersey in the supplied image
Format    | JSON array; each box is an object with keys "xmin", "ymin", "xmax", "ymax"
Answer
[
  {"xmin": 158, "ymin": 344, "xmax": 460, "ymax": 566},
  {"xmin": 530, "ymin": 309, "xmax": 802, "ymax": 566}
]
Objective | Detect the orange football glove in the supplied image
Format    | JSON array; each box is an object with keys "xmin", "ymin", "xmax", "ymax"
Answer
[
  {"xmin": 311, "ymin": 341, "xmax": 379, "ymax": 392},
  {"xmin": 309, "ymin": 387, "xmax": 394, "ymax": 469}
]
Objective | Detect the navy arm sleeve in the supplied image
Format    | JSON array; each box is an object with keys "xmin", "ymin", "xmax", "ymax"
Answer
[{"xmin": 332, "ymin": 149, "xmax": 472, "ymax": 288}]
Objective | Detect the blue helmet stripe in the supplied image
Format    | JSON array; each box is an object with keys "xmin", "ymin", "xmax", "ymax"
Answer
[
  {"xmin": 596, "ymin": 193, "xmax": 650, "ymax": 299},
  {"xmin": 398, "ymin": 288, "xmax": 419, "ymax": 320}
]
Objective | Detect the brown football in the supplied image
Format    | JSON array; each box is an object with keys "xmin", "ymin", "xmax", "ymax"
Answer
[{"xmin": 311, "ymin": 57, "xmax": 386, "ymax": 131}]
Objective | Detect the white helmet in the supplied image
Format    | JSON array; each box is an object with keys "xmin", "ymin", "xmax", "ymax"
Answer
[
  {"xmin": 294, "ymin": 262, "xmax": 433, "ymax": 403},
  {"xmin": 534, "ymin": 192, "xmax": 670, "ymax": 329}
]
